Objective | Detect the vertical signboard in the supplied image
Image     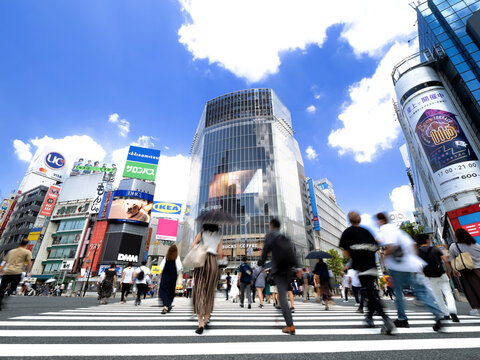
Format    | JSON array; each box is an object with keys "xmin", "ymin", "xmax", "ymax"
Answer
[
  {"xmin": 40, "ymin": 185, "xmax": 61, "ymax": 217},
  {"xmin": 89, "ymin": 182, "xmax": 106, "ymax": 214},
  {"xmin": 307, "ymin": 179, "xmax": 321, "ymax": 231},
  {"xmin": 123, "ymin": 146, "xmax": 161, "ymax": 181},
  {"xmin": 397, "ymin": 67, "xmax": 480, "ymax": 199},
  {"xmin": 0, "ymin": 199, "xmax": 13, "ymax": 228}
]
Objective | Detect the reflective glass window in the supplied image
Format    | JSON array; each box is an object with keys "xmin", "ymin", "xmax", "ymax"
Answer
[
  {"xmin": 445, "ymin": 45, "xmax": 460, "ymax": 56},
  {"xmin": 438, "ymin": 2, "xmax": 451, "ymax": 11},
  {"xmin": 457, "ymin": 6, "xmax": 472, "ymax": 17},
  {"xmin": 467, "ymin": 78, "xmax": 480, "ymax": 91},
  {"xmin": 461, "ymin": 70, "xmax": 476, "ymax": 81},
  {"xmin": 469, "ymin": 3, "xmax": 480, "ymax": 11},
  {"xmin": 456, "ymin": 61, "xmax": 470, "ymax": 72},
  {"xmin": 473, "ymin": 89, "xmax": 480, "ymax": 100},
  {"xmin": 449, "ymin": 19, "xmax": 464, "ymax": 30},
  {"xmin": 466, "ymin": 42, "xmax": 479, "ymax": 52},
  {"xmin": 445, "ymin": 12, "xmax": 460, "ymax": 22}
]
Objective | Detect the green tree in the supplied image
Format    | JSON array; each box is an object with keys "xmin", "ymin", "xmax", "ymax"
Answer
[
  {"xmin": 325, "ymin": 249, "xmax": 348, "ymax": 281},
  {"xmin": 400, "ymin": 222, "xmax": 424, "ymax": 238}
]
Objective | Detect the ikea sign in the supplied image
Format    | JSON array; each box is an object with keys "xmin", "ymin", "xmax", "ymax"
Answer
[{"xmin": 152, "ymin": 201, "xmax": 182, "ymax": 215}]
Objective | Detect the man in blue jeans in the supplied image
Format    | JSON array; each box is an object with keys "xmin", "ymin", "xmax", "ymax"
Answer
[
  {"xmin": 376, "ymin": 212, "xmax": 445, "ymax": 331},
  {"xmin": 238, "ymin": 256, "xmax": 252, "ymax": 308}
]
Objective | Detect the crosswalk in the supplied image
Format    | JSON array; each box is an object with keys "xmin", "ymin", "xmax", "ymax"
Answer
[{"xmin": 1, "ymin": 296, "xmax": 480, "ymax": 357}]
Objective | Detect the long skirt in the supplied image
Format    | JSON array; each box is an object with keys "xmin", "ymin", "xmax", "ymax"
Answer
[
  {"xmin": 193, "ymin": 253, "xmax": 219, "ymax": 318},
  {"xmin": 460, "ymin": 268, "xmax": 480, "ymax": 309}
]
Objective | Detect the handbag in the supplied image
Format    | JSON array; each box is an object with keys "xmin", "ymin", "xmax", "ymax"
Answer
[
  {"xmin": 183, "ymin": 243, "xmax": 208, "ymax": 268},
  {"xmin": 451, "ymin": 243, "xmax": 474, "ymax": 271},
  {"xmin": 218, "ymin": 258, "xmax": 229, "ymax": 268}
]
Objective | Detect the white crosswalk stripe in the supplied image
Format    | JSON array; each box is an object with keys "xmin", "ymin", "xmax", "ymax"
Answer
[{"xmin": 2, "ymin": 297, "xmax": 480, "ymax": 357}]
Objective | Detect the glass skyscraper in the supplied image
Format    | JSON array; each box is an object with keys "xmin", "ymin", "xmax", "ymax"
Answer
[
  {"xmin": 183, "ymin": 89, "xmax": 311, "ymax": 267},
  {"xmin": 416, "ymin": 0, "xmax": 480, "ymax": 136}
]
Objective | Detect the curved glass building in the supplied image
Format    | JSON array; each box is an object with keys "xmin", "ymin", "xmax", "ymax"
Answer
[{"xmin": 183, "ymin": 89, "xmax": 312, "ymax": 267}]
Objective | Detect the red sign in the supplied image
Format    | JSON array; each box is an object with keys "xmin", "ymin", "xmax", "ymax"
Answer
[{"xmin": 40, "ymin": 185, "xmax": 61, "ymax": 217}]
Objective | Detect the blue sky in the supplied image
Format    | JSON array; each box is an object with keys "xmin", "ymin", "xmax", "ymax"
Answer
[{"xmin": 0, "ymin": 0, "xmax": 419, "ymax": 226}]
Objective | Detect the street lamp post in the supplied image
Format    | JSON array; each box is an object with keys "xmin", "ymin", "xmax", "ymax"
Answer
[{"xmin": 82, "ymin": 244, "xmax": 100, "ymax": 297}]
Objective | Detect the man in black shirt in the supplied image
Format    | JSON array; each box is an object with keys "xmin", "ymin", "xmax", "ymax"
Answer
[
  {"xmin": 225, "ymin": 272, "xmax": 232, "ymax": 301},
  {"xmin": 339, "ymin": 211, "xmax": 394, "ymax": 335}
]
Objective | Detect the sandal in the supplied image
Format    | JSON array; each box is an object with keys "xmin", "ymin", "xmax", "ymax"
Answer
[{"xmin": 161, "ymin": 308, "xmax": 167, "ymax": 314}]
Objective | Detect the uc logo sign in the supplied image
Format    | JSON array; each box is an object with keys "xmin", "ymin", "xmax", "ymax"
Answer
[
  {"xmin": 45, "ymin": 152, "xmax": 65, "ymax": 169},
  {"xmin": 153, "ymin": 202, "xmax": 181, "ymax": 214}
]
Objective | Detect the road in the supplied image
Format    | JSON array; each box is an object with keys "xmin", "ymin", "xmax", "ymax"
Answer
[{"xmin": 0, "ymin": 294, "xmax": 479, "ymax": 359}]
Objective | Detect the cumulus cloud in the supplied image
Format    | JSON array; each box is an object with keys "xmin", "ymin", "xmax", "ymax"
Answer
[
  {"xmin": 135, "ymin": 135, "xmax": 156, "ymax": 149},
  {"xmin": 328, "ymin": 41, "xmax": 416, "ymax": 162},
  {"xmin": 13, "ymin": 135, "xmax": 107, "ymax": 171},
  {"xmin": 108, "ymin": 113, "xmax": 130, "ymax": 138},
  {"xmin": 306, "ymin": 105, "xmax": 317, "ymax": 114},
  {"xmin": 389, "ymin": 184, "xmax": 415, "ymax": 215},
  {"xmin": 305, "ymin": 146, "xmax": 318, "ymax": 160},
  {"xmin": 178, "ymin": 0, "xmax": 415, "ymax": 82},
  {"xmin": 13, "ymin": 140, "xmax": 33, "ymax": 162}
]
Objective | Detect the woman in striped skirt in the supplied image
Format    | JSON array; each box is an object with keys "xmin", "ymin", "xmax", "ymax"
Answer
[{"xmin": 192, "ymin": 223, "xmax": 223, "ymax": 334}]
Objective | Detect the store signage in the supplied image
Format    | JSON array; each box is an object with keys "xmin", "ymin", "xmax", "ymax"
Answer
[
  {"xmin": 61, "ymin": 260, "xmax": 74, "ymax": 271},
  {"xmin": 40, "ymin": 185, "xmax": 61, "ymax": 217},
  {"xmin": 123, "ymin": 160, "xmax": 157, "ymax": 181},
  {"xmin": 126, "ymin": 146, "xmax": 161, "ymax": 165},
  {"xmin": 117, "ymin": 253, "xmax": 138, "ymax": 262},
  {"xmin": 90, "ymin": 182, "xmax": 106, "ymax": 214},
  {"xmin": 45, "ymin": 152, "xmax": 65, "ymax": 169},
  {"xmin": 152, "ymin": 201, "xmax": 182, "ymax": 215}
]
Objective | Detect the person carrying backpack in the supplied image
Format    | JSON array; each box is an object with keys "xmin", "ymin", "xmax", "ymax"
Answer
[
  {"xmin": 133, "ymin": 260, "xmax": 150, "ymax": 306},
  {"xmin": 261, "ymin": 218, "xmax": 301, "ymax": 335},
  {"xmin": 238, "ymin": 256, "xmax": 253, "ymax": 308},
  {"xmin": 416, "ymin": 234, "xmax": 459, "ymax": 322}
]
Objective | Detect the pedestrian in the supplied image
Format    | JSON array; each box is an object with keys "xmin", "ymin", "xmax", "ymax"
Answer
[
  {"xmin": 191, "ymin": 223, "xmax": 223, "ymax": 334},
  {"xmin": 238, "ymin": 256, "xmax": 253, "ymax": 309},
  {"xmin": 133, "ymin": 260, "xmax": 151, "ymax": 306},
  {"xmin": 97, "ymin": 263, "xmax": 117, "ymax": 305},
  {"xmin": 376, "ymin": 212, "xmax": 445, "ymax": 331},
  {"xmin": 313, "ymin": 258, "xmax": 332, "ymax": 310},
  {"xmin": 120, "ymin": 262, "xmax": 135, "ymax": 304},
  {"xmin": 225, "ymin": 271, "xmax": 232, "ymax": 301},
  {"xmin": 342, "ymin": 271, "xmax": 350, "ymax": 302},
  {"xmin": 186, "ymin": 278, "xmax": 193, "ymax": 299},
  {"xmin": 252, "ymin": 261, "xmax": 266, "ymax": 308},
  {"xmin": 346, "ymin": 267, "xmax": 364, "ymax": 312},
  {"xmin": 67, "ymin": 281, "xmax": 74, "ymax": 297},
  {"xmin": 339, "ymin": 211, "xmax": 394, "ymax": 335},
  {"xmin": 416, "ymin": 233, "xmax": 459, "ymax": 322},
  {"xmin": 158, "ymin": 244, "xmax": 183, "ymax": 314},
  {"xmin": 54, "ymin": 284, "xmax": 61, "ymax": 296},
  {"xmin": 302, "ymin": 268, "xmax": 310, "ymax": 303},
  {"xmin": 261, "ymin": 218, "xmax": 301, "ymax": 335},
  {"xmin": 449, "ymin": 228, "xmax": 480, "ymax": 316},
  {"xmin": 229, "ymin": 271, "xmax": 239, "ymax": 303},
  {"xmin": 60, "ymin": 283, "xmax": 65, "ymax": 296},
  {"xmin": 385, "ymin": 275, "xmax": 394, "ymax": 300},
  {"xmin": 0, "ymin": 239, "xmax": 33, "ymax": 310}
]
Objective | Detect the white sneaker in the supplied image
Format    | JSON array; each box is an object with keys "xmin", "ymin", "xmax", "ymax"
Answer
[{"xmin": 469, "ymin": 309, "xmax": 479, "ymax": 316}]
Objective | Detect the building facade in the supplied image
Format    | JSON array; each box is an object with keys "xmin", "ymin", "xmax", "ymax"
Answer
[
  {"xmin": 306, "ymin": 178, "xmax": 347, "ymax": 253},
  {"xmin": 184, "ymin": 89, "xmax": 310, "ymax": 268}
]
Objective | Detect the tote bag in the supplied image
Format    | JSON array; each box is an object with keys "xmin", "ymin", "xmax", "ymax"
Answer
[
  {"xmin": 183, "ymin": 243, "xmax": 208, "ymax": 268},
  {"xmin": 451, "ymin": 244, "xmax": 474, "ymax": 271}
]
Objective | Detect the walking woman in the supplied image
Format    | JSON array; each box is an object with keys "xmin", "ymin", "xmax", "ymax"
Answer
[
  {"xmin": 192, "ymin": 223, "xmax": 223, "ymax": 334},
  {"xmin": 314, "ymin": 258, "xmax": 332, "ymax": 310},
  {"xmin": 158, "ymin": 244, "xmax": 183, "ymax": 314},
  {"xmin": 98, "ymin": 263, "xmax": 117, "ymax": 305},
  {"xmin": 449, "ymin": 228, "xmax": 480, "ymax": 316},
  {"xmin": 229, "ymin": 271, "xmax": 239, "ymax": 303},
  {"xmin": 120, "ymin": 262, "xmax": 135, "ymax": 304}
]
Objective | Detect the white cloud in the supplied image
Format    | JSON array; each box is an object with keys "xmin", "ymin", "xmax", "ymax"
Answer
[
  {"xmin": 306, "ymin": 105, "xmax": 317, "ymax": 114},
  {"xmin": 360, "ymin": 213, "xmax": 379, "ymax": 235},
  {"xmin": 314, "ymin": 94, "xmax": 322, "ymax": 100},
  {"xmin": 328, "ymin": 41, "xmax": 416, "ymax": 162},
  {"xmin": 108, "ymin": 113, "xmax": 130, "ymax": 138},
  {"xmin": 389, "ymin": 184, "xmax": 415, "ymax": 215},
  {"xmin": 13, "ymin": 140, "xmax": 33, "ymax": 162},
  {"xmin": 135, "ymin": 135, "xmax": 156, "ymax": 149},
  {"xmin": 164, "ymin": 146, "xmax": 170, "ymax": 150},
  {"xmin": 305, "ymin": 146, "xmax": 318, "ymax": 160},
  {"xmin": 13, "ymin": 135, "xmax": 107, "ymax": 172},
  {"xmin": 178, "ymin": 0, "xmax": 415, "ymax": 83}
]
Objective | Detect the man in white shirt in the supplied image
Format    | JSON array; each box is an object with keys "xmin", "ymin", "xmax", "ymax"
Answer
[
  {"xmin": 133, "ymin": 260, "xmax": 151, "ymax": 306},
  {"xmin": 120, "ymin": 262, "xmax": 135, "ymax": 304},
  {"xmin": 347, "ymin": 268, "xmax": 364, "ymax": 311},
  {"xmin": 376, "ymin": 212, "xmax": 445, "ymax": 332}
]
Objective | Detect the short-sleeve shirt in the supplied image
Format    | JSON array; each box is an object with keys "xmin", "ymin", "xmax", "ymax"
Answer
[
  {"xmin": 313, "ymin": 261, "xmax": 329, "ymax": 280},
  {"xmin": 3, "ymin": 247, "xmax": 32, "ymax": 275},
  {"xmin": 122, "ymin": 267, "xmax": 135, "ymax": 283},
  {"xmin": 238, "ymin": 262, "xmax": 252, "ymax": 284},
  {"xmin": 339, "ymin": 225, "xmax": 378, "ymax": 273},
  {"xmin": 135, "ymin": 266, "xmax": 151, "ymax": 284}
]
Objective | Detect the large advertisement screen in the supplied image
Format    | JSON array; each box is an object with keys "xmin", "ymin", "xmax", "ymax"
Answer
[
  {"xmin": 102, "ymin": 233, "xmax": 143, "ymax": 263},
  {"xmin": 208, "ymin": 169, "xmax": 263, "ymax": 198},
  {"xmin": 402, "ymin": 86, "xmax": 480, "ymax": 199},
  {"xmin": 448, "ymin": 203, "xmax": 480, "ymax": 245},
  {"xmin": 156, "ymin": 218, "xmax": 179, "ymax": 241},
  {"xmin": 70, "ymin": 158, "xmax": 117, "ymax": 183},
  {"xmin": 107, "ymin": 190, "xmax": 153, "ymax": 224}
]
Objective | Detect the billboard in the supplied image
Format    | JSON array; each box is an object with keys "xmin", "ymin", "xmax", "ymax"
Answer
[
  {"xmin": 0, "ymin": 199, "xmax": 13, "ymax": 228},
  {"xmin": 156, "ymin": 218, "xmax": 179, "ymax": 241},
  {"xmin": 27, "ymin": 147, "xmax": 69, "ymax": 181},
  {"xmin": 70, "ymin": 158, "xmax": 117, "ymax": 183},
  {"xmin": 102, "ymin": 233, "xmax": 143, "ymax": 263},
  {"xmin": 39, "ymin": 185, "xmax": 61, "ymax": 217},
  {"xmin": 208, "ymin": 169, "xmax": 263, "ymax": 198},
  {"xmin": 307, "ymin": 179, "xmax": 321, "ymax": 231},
  {"xmin": 448, "ymin": 203, "xmax": 480, "ymax": 245},
  {"xmin": 397, "ymin": 68, "xmax": 480, "ymax": 199},
  {"xmin": 152, "ymin": 201, "xmax": 182, "ymax": 216},
  {"xmin": 106, "ymin": 190, "xmax": 154, "ymax": 224},
  {"xmin": 123, "ymin": 146, "xmax": 161, "ymax": 181}
]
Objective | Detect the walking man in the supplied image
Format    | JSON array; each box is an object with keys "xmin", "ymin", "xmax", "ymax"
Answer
[
  {"xmin": 376, "ymin": 212, "xmax": 445, "ymax": 331},
  {"xmin": 133, "ymin": 260, "xmax": 150, "ymax": 306},
  {"xmin": 261, "ymin": 218, "xmax": 301, "ymax": 335},
  {"xmin": 0, "ymin": 240, "xmax": 33, "ymax": 310},
  {"xmin": 339, "ymin": 211, "xmax": 394, "ymax": 334},
  {"xmin": 225, "ymin": 271, "xmax": 232, "ymax": 301},
  {"xmin": 238, "ymin": 256, "xmax": 252, "ymax": 309}
]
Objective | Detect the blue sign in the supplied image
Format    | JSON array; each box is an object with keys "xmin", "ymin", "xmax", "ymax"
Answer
[
  {"xmin": 152, "ymin": 201, "xmax": 182, "ymax": 215},
  {"xmin": 126, "ymin": 146, "xmax": 161, "ymax": 165},
  {"xmin": 45, "ymin": 152, "xmax": 65, "ymax": 169},
  {"xmin": 98, "ymin": 265, "xmax": 123, "ymax": 276},
  {"xmin": 308, "ymin": 179, "xmax": 321, "ymax": 231},
  {"xmin": 113, "ymin": 190, "xmax": 154, "ymax": 202}
]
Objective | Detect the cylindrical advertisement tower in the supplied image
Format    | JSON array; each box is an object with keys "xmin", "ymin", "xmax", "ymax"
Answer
[{"xmin": 395, "ymin": 66, "xmax": 480, "ymax": 202}]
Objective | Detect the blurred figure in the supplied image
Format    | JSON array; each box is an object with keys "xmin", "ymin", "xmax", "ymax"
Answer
[
  {"xmin": 229, "ymin": 271, "xmax": 239, "ymax": 303},
  {"xmin": 158, "ymin": 245, "xmax": 183, "ymax": 314},
  {"xmin": 252, "ymin": 261, "xmax": 266, "ymax": 308},
  {"xmin": 225, "ymin": 271, "xmax": 232, "ymax": 300},
  {"xmin": 449, "ymin": 228, "xmax": 480, "ymax": 316},
  {"xmin": 313, "ymin": 259, "xmax": 332, "ymax": 310},
  {"xmin": 98, "ymin": 263, "xmax": 117, "ymax": 305},
  {"xmin": 120, "ymin": 262, "xmax": 135, "ymax": 304},
  {"xmin": 133, "ymin": 261, "xmax": 151, "ymax": 306},
  {"xmin": 238, "ymin": 256, "xmax": 253, "ymax": 309}
]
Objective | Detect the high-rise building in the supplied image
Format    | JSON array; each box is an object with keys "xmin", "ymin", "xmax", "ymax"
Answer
[{"xmin": 184, "ymin": 89, "xmax": 311, "ymax": 268}]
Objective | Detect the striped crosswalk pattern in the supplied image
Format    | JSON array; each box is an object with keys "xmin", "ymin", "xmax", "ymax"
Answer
[{"xmin": 1, "ymin": 297, "xmax": 480, "ymax": 357}]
